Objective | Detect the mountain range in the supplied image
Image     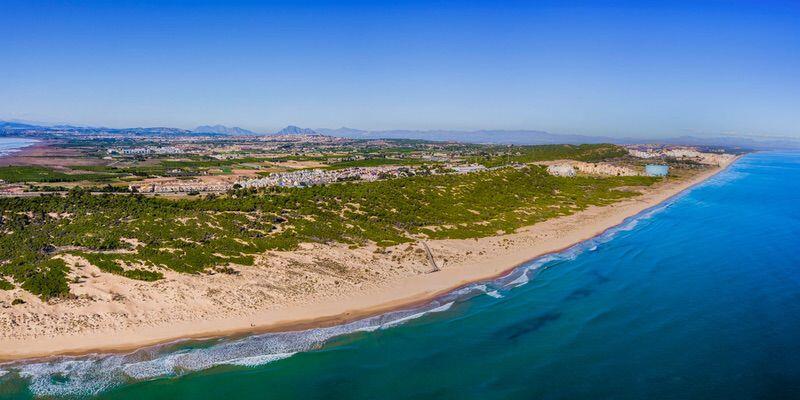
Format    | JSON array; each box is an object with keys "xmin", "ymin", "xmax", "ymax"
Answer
[
  {"xmin": 2, "ymin": 119, "xmax": 799, "ymax": 150},
  {"xmin": 315, "ymin": 127, "xmax": 615, "ymax": 145},
  {"xmin": 193, "ymin": 124, "xmax": 320, "ymax": 135},
  {"xmin": 315, "ymin": 127, "xmax": 800, "ymax": 150},
  {"xmin": 194, "ymin": 125, "xmax": 254, "ymax": 135},
  {"xmin": 276, "ymin": 125, "xmax": 319, "ymax": 135}
]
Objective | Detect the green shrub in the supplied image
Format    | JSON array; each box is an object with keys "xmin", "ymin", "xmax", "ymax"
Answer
[{"xmin": 0, "ymin": 164, "xmax": 655, "ymax": 299}]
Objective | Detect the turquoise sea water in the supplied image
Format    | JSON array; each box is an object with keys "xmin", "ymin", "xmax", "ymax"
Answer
[
  {"xmin": 2, "ymin": 152, "xmax": 799, "ymax": 399},
  {"xmin": 0, "ymin": 138, "xmax": 37, "ymax": 157}
]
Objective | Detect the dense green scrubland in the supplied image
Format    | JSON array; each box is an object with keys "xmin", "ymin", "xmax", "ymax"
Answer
[
  {"xmin": 0, "ymin": 163, "xmax": 655, "ymax": 300},
  {"xmin": 466, "ymin": 144, "xmax": 629, "ymax": 167}
]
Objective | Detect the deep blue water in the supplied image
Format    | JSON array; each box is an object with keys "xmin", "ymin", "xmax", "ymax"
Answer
[{"xmin": 2, "ymin": 152, "xmax": 799, "ymax": 399}]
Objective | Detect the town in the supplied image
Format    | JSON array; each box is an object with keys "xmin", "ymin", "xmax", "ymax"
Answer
[{"xmin": 0, "ymin": 125, "xmax": 737, "ymax": 196}]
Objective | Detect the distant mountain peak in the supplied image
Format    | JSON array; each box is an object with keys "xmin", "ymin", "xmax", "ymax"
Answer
[
  {"xmin": 317, "ymin": 127, "xmax": 368, "ymax": 136},
  {"xmin": 276, "ymin": 125, "xmax": 318, "ymax": 135},
  {"xmin": 194, "ymin": 125, "xmax": 254, "ymax": 135}
]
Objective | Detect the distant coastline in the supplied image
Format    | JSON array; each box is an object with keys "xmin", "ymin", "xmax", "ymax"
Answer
[
  {"xmin": 0, "ymin": 137, "xmax": 38, "ymax": 158},
  {"xmin": 0, "ymin": 139, "xmax": 60, "ymax": 168}
]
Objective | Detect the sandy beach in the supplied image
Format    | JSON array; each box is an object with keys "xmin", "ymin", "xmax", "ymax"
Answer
[{"xmin": 0, "ymin": 158, "xmax": 737, "ymax": 362}]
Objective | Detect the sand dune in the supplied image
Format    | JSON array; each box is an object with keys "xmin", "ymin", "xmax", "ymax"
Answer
[{"xmin": 0, "ymin": 158, "xmax": 736, "ymax": 361}]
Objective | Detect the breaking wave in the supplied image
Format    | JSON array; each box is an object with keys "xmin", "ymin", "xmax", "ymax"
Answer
[{"xmin": 0, "ymin": 300, "xmax": 457, "ymax": 398}]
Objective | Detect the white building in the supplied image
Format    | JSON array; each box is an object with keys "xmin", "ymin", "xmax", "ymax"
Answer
[
  {"xmin": 451, "ymin": 164, "xmax": 487, "ymax": 174},
  {"xmin": 547, "ymin": 164, "xmax": 576, "ymax": 177}
]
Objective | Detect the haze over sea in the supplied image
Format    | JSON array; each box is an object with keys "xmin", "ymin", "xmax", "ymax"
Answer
[{"xmin": 1, "ymin": 152, "xmax": 799, "ymax": 398}]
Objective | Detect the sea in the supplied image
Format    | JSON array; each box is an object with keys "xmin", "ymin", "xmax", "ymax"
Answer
[
  {"xmin": 1, "ymin": 152, "xmax": 799, "ymax": 399},
  {"xmin": 0, "ymin": 138, "xmax": 37, "ymax": 158}
]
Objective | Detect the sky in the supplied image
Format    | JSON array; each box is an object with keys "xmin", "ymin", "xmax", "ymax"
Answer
[{"xmin": 1, "ymin": 0, "xmax": 799, "ymax": 138}]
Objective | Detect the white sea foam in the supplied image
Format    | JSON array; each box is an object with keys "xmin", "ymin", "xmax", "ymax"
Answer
[
  {"xmin": 17, "ymin": 358, "xmax": 124, "ymax": 397},
  {"xmin": 469, "ymin": 284, "xmax": 504, "ymax": 299},
  {"xmin": 226, "ymin": 352, "xmax": 296, "ymax": 367},
  {"xmin": 380, "ymin": 302, "xmax": 453, "ymax": 328},
  {"xmin": 6, "ymin": 297, "xmax": 460, "ymax": 397},
  {"xmin": 486, "ymin": 290, "xmax": 504, "ymax": 299},
  {"xmin": 504, "ymin": 271, "xmax": 530, "ymax": 288}
]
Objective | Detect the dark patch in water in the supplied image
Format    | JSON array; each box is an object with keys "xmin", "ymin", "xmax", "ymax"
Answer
[
  {"xmin": 591, "ymin": 271, "xmax": 610, "ymax": 284},
  {"xmin": 50, "ymin": 373, "xmax": 70, "ymax": 384},
  {"xmin": 503, "ymin": 312, "xmax": 562, "ymax": 340},
  {"xmin": 565, "ymin": 287, "xmax": 594, "ymax": 300},
  {"xmin": 564, "ymin": 270, "xmax": 611, "ymax": 301},
  {"xmin": 312, "ymin": 376, "xmax": 358, "ymax": 398}
]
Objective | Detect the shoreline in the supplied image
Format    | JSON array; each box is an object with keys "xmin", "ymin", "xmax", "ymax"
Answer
[
  {"xmin": 0, "ymin": 138, "xmax": 50, "ymax": 167},
  {"xmin": 0, "ymin": 158, "xmax": 739, "ymax": 362},
  {"xmin": 0, "ymin": 137, "xmax": 39, "ymax": 156}
]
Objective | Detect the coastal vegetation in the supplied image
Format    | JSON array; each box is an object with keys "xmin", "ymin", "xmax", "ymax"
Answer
[
  {"xmin": 0, "ymin": 164, "xmax": 656, "ymax": 299},
  {"xmin": 466, "ymin": 144, "xmax": 629, "ymax": 167}
]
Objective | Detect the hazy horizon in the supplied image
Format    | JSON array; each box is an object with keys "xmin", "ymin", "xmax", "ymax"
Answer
[
  {"xmin": 5, "ymin": 117, "xmax": 800, "ymax": 143},
  {"xmin": 2, "ymin": 0, "xmax": 799, "ymax": 138}
]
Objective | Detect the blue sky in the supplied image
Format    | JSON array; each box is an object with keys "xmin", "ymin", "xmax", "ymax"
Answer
[{"xmin": 2, "ymin": 0, "xmax": 798, "ymax": 137}]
